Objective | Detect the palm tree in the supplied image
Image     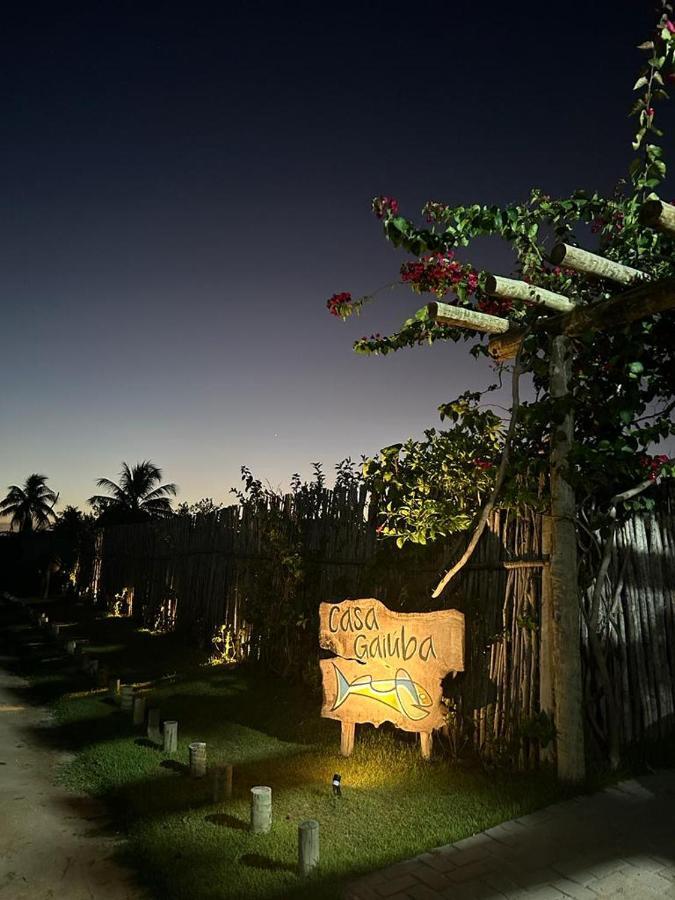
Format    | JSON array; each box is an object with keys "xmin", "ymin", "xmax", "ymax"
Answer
[
  {"xmin": 0, "ymin": 474, "xmax": 58, "ymax": 532},
  {"xmin": 89, "ymin": 460, "xmax": 177, "ymax": 524}
]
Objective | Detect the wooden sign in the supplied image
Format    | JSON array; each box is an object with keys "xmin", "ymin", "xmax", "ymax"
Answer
[{"xmin": 319, "ymin": 599, "xmax": 464, "ymax": 755}]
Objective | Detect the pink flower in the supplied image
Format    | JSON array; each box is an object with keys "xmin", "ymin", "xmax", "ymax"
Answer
[
  {"xmin": 372, "ymin": 196, "xmax": 399, "ymax": 220},
  {"xmin": 666, "ymin": 19, "xmax": 675, "ymax": 33},
  {"xmin": 326, "ymin": 292, "xmax": 353, "ymax": 317}
]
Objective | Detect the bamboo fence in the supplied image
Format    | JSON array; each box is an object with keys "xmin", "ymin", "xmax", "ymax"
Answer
[{"xmin": 77, "ymin": 483, "xmax": 675, "ymax": 766}]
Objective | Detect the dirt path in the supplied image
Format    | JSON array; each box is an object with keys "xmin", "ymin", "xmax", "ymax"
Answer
[{"xmin": 0, "ymin": 660, "xmax": 144, "ymax": 900}]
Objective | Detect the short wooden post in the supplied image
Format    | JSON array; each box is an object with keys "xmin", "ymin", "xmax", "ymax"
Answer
[
  {"xmin": 133, "ymin": 695, "xmax": 146, "ymax": 727},
  {"xmin": 108, "ymin": 677, "xmax": 121, "ymax": 699},
  {"xmin": 250, "ymin": 785, "xmax": 272, "ymax": 833},
  {"xmin": 189, "ymin": 741, "xmax": 207, "ymax": 778},
  {"xmin": 50, "ymin": 623, "xmax": 60, "ymax": 639},
  {"xmin": 65, "ymin": 640, "xmax": 77, "ymax": 656},
  {"xmin": 88, "ymin": 658, "xmax": 99, "ymax": 677},
  {"xmin": 340, "ymin": 721, "xmax": 355, "ymax": 757},
  {"xmin": 419, "ymin": 731, "xmax": 432, "ymax": 760},
  {"xmin": 120, "ymin": 684, "xmax": 134, "ymax": 713},
  {"xmin": 298, "ymin": 820, "xmax": 320, "ymax": 875},
  {"xmin": 212, "ymin": 763, "xmax": 233, "ymax": 802},
  {"xmin": 163, "ymin": 720, "xmax": 178, "ymax": 753},
  {"xmin": 147, "ymin": 707, "xmax": 161, "ymax": 741}
]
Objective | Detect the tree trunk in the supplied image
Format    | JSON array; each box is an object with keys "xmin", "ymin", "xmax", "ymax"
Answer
[{"xmin": 549, "ymin": 335, "xmax": 586, "ymax": 782}]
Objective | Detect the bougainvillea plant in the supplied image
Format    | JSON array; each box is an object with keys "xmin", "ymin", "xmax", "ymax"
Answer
[{"xmin": 328, "ymin": 7, "xmax": 675, "ymax": 551}]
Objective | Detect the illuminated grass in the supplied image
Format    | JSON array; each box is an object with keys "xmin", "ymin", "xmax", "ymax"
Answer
[{"xmin": 24, "ymin": 610, "xmax": 567, "ymax": 899}]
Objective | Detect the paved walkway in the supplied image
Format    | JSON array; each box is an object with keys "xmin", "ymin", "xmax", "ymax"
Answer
[
  {"xmin": 0, "ymin": 617, "xmax": 144, "ymax": 899},
  {"xmin": 345, "ymin": 773, "xmax": 675, "ymax": 899}
]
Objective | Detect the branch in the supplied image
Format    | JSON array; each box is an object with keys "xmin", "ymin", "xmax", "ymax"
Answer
[
  {"xmin": 588, "ymin": 477, "xmax": 654, "ymax": 629},
  {"xmin": 431, "ymin": 335, "xmax": 527, "ymax": 599}
]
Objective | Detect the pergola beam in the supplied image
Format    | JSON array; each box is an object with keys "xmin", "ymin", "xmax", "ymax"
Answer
[
  {"xmin": 640, "ymin": 197, "xmax": 675, "ymax": 235},
  {"xmin": 485, "ymin": 275, "xmax": 574, "ymax": 312},
  {"xmin": 488, "ymin": 275, "xmax": 675, "ymax": 359},
  {"xmin": 427, "ymin": 301, "xmax": 509, "ymax": 334},
  {"xmin": 550, "ymin": 243, "xmax": 646, "ymax": 285}
]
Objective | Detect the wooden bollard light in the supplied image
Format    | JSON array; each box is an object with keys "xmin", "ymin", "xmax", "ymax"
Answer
[
  {"xmin": 189, "ymin": 742, "xmax": 207, "ymax": 778},
  {"xmin": 250, "ymin": 786, "xmax": 272, "ymax": 834},
  {"xmin": 332, "ymin": 773, "xmax": 342, "ymax": 798},
  {"xmin": 163, "ymin": 720, "xmax": 178, "ymax": 753},
  {"xmin": 298, "ymin": 820, "xmax": 320, "ymax": 875},
  {"xmin": 133, "ymin": 696, "xmax": 146, "ymax": 727},
  {"xmin": 120, "ymin": 684, "xmax": 134, "ymax": 713},
  {"xmin": 212, "ymin": 763, "xmax": 233, "ymax": 802},
  {"xmin": 108, "ymin": 677, "xmax": 120, "ymax": 700},
  {"xmin": 66, "ymin": 640, "xmax": 77, "ymax": 656}
]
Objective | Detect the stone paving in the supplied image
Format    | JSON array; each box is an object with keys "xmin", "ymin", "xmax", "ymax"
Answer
[{"xmin": 345, "ymin": 772, "xmax": 675, "ymax": 899}]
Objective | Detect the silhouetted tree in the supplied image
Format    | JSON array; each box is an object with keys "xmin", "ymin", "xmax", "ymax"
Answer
[
  {"xmin": 0, "ymin": 474, "xmax": 58, "ymax": 532},
  {"xmin": 89, "ymin": 460, "xmax": 177, "ymax": 525}
]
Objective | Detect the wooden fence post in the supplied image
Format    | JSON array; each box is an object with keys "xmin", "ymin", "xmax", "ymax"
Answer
[
  {"xmin": 298, "ymin": 820, "xmax": 319, "ymax": 875},
  {"xmin": 189, "ymin": 742, "xmax": 207, "ymax": 777},
  {"xmin": 212, "ymin": 763, "xmax": 233, "ymax": 802},
  {"xmin": 120, "ymin": 684, "xmax": 134, "ymax": 713},
  {"xmin": 133, "ymin": 696, "xmax": 146, "ymax": 727},
  {"xmin": 147, "ymin": 707, "xmax": 161, "ymax": 741},
  {"xmin": 250, "ymin": 786, "xmax": 272, "ymax": 833},
  {"xmin": 163, "ymin": 720, "xmax": 178, "ymax": 753}
]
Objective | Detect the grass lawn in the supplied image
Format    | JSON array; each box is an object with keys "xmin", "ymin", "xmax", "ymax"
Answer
[{"xmin": 8, "ymin": 600, "xmax": 572, "ymax": 900}]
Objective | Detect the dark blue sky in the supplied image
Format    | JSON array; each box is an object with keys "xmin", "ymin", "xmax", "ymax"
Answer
[{"xmin": 1, "ymin": 1, "xmax": 664, "ymax": 510}]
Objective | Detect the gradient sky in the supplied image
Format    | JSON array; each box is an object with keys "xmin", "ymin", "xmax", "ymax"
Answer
[{"xmin": 1, "ymin": 1, "xmax": 668, "ymax": 514}]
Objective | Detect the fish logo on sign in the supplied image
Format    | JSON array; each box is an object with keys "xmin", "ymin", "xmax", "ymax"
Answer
[{"xmin": 331, "ymin": 663, "xmax": 433, "ymax": 721}]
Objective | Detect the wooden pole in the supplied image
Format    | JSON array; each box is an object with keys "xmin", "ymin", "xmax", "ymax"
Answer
[
  {"xmin": 298, "ymin": 820, "xmax": 320, "ymax": 875},
  {"xmin": 427, "ymin": 301, "xmax": 509, "ymax": 333},
  {"xmin": 65, "ymin": 639, "xmax": 77, "ymax": 655},
  {"xmin": 550, "ymin": 243, "xmax": 646, "ymax": 285},
  {"xmin": 108, "ymin": 677, "xmax": 121, "ymax": 700},
  {"xmin": 539, "ymin": 516, "xmax": 555, "ymax": 764},
  {"xmin": 484, "ymin": 275, "xmax": 574, "ymax": 312},
  {"xmin": 133, "ymin": 696, "xmax": 146, "ymax": 727},
  {"xmin": 639, "ymin": 197, "xmax": 675, "ymax": 234},
  {"xmin": 120, "ymin": 684, "xmax": 134, "ymax": 713},
  {"xmin": 340, "ymin": 721, "xmax": 355, "ymax": 757},
  {"xmin": 250, "ymin": 786, "xmax": 272, "ymax": 833},
  {"xmin": 163, "ymin": 720, "xmax": 178, "ymax": 753},
  {"xmin": 549, "ymin": 336, "xmax": 585, "ymax": 783},
  {"xmin": 147, "ymin": 707, "xmax": 161, "ymax": 741},
  {"xmin": 189, "ymin": 741, "xmax": 207, "ymax": 778},
  {"xmin": 212, "ymin": 763, "xmax": 233, "ymax": 802},
  {"xmin": 419, "ymin": 732, "xmax": 432, "ymax": 760}
]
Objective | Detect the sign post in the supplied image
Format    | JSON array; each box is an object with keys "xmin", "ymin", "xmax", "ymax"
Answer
[{"xmin": 319, "ymin": 599, "xmax": 464, "ymax": 758}]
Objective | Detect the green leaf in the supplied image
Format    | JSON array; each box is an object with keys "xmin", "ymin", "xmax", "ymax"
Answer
[{"xmin": 633, "ymin": 75, "xmax": 649, "ymax": 90}]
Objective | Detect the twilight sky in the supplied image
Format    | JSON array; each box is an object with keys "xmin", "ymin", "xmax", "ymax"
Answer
[{"xmin": 1, "ymin": 1, "xmax": 667, "ymax": 514}]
